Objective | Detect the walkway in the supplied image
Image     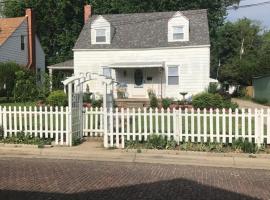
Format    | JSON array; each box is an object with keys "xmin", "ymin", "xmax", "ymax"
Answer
[
  {"xmin": 0, "ymin": 157, "xmax": 270, "ymax": 200},
  {"xmin": 232, "ymin": 98, "xmax": 269, "ymax": 110}
]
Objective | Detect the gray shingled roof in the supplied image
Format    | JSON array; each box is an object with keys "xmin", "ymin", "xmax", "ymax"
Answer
[
  {"xmin": 74, "ymin": 9, "xmax": 209, "ymax": 49},
  {"xmin": 48, "ymin": 60, "xmax": 73, "ymax": 68}
]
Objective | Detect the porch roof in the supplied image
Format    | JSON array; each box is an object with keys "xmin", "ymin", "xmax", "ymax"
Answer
[{"xmin": 109, "ymin": 62, "xmax": 165, "ymax": 69}]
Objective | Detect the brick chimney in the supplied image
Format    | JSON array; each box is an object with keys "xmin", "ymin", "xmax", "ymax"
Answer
[
  {"xmin": 25, "ymin": 8, "xmax": 36, "ymax": 71},
  {"xmin": 84, "ymin": 5, "xmax": 92, "ymax": 24}
]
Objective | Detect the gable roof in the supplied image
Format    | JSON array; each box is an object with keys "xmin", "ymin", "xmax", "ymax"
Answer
[
  {"xmin": 74, "ymin": 9, "xmax": 209, "ymax": 50},
  {"xmin": 0, "ymin": 16, "xmax": 26, "ymax": 46}
]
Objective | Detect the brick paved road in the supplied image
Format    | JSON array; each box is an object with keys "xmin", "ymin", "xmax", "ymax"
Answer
[{"xmin": 0, "ymin": 158, "xmax": 270, "ymax": 200}]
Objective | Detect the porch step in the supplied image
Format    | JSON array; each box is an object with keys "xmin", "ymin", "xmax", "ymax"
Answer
[{"xmin": 115, "ymin": 98, "xmax": 150, "ymax": 108}]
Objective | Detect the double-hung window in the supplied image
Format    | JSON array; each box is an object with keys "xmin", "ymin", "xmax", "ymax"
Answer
[
  {"xmin": 96, "ymin": 29, "xmax": 106, "ymax": 43},
  {"xmin": 168, "ymin": 66, "xmax": 179, "ymax": 85},
  {"xmin": 103, "ymin": 67, "xmax": 112, "ymax": 78},
  {"xmin": 173, "ymin": 26, "xmax": 184, "ymax": 40}
]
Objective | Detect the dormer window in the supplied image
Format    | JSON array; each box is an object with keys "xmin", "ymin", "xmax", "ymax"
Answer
[
  {"xmin": 168, "ymin": 12, "xmax": 189, "ymax": 42},
  {"xmin": 173, "ymin": 26, "xmax": 184, "ymax": 40},
  {"xmin": 91, "ymin": 15, "xmax": 111, "ymax": 44},
  {"xmin": 96, "ymin": 29, "xmax": 106, "ymax": 43}
]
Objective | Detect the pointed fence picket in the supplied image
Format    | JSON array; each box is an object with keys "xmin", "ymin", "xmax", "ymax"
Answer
[
  {"xmin": 0, "ymin": 106, "xmax": 70, "ymax": 146},
  {"xmin": 102, "ymin": 107, "xmax": 270, "ymax": 148},
  {"xmin": 1, "ymin": 106, "xmax": 270, "ymax": 149}
]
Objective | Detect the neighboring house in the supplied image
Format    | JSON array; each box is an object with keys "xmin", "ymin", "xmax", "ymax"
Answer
[
  {"xmin": 70, "ymin": 5, "xmax": 211, "ymax": 99},
  {"xmin": 0, "ymin": 8, "xmax": 45, "ymax": 74},
  {"xmin": 253, "ymin": 75, "xmax": 270, "ymax": 102}
]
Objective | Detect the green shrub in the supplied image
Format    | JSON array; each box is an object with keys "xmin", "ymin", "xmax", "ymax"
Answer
[
  {"xmin": 252, "ymin": 98, "xmax": 268, "ymax": 105},
  {"xmin": 92, "ymin": 99, "xmax": 103, "ymax": 108},
  {"xmin": 192, "ymin": 92, "xmax": 239, "ymax": 110},
  {"xmin": 14, "ymin": 70, "xmax": 38, "ymax": 102},
  {"xmin": 149, "ymin": 94, "xmax": 158, "ymax": 108},
  {"xmin": 161, "ymin": 98, "xmax": 172, "ymax": 109},
  {"xmin": 146, "ymin": 134, "xmax": 176, "ymax": 150},
  {"xmin": 46, "ymin": 90, "xmax": 67, "ymax": 107},
  {"xmin": 192, "ymin": 93, "xmax": 223, "ymax": 109},
  {"xmin": 232, "ymin": 138, "xmax": 257, "ymax": 153},
  {"xmin": 0, "ymin": 126, "xmax": 3, "ymax": 139},
  {"xmin": 83, "ymin": 93, "xmax": 92, "ymax": 103},
  {"xmin": 208, "ymin": 83, "xmax": 219, "ymax": 94}
]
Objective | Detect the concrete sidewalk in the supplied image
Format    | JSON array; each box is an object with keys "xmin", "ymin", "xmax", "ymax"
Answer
[{"xmin": 0, "ymin": 140, "xmax": 270, "ymax": 170}]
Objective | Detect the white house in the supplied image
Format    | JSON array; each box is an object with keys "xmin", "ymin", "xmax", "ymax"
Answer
[
  {"xmin": 72, "ymin": 5, "xmax": 211, "ymax": 100},
  {"xmin": 0, "ymin": 8, "xmax": 45, "ymax": 74}
]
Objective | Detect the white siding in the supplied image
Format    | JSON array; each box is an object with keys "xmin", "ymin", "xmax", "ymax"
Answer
[
  {"xmin": 0, "ymin": 19, "xmax": 28, "ymax": 65},
  {"xmin": 35, "ymin": 36, "xmax": 45, "ymax": 72},
  {"xmin": 74, "ymin": 46, "xmax": 210, "ymax": 99}
]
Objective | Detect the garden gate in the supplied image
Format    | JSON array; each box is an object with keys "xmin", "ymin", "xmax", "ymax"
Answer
[{"xmin": 62, "ymin": 73, "xmax": 114, "ymax": 146}]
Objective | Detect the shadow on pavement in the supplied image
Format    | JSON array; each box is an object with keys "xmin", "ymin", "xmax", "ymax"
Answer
[{"xmin": 0, "ymin": 178, "xmax": 259, "ymax": 200}]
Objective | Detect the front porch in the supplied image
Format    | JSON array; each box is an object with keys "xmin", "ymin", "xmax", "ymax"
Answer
[{"xmin": 111, "ymin": 62, "xmax": 166, "ymax": 99}]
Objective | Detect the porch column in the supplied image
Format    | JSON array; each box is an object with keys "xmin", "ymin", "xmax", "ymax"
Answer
[{"xmin": 49, "ymin": 68, "xmax": 53, "ymax": 91}]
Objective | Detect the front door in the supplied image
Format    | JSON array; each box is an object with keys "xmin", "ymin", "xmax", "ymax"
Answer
[{"xmin": 132, "ymin": 69, "xmax": 146, "ymax": 98}]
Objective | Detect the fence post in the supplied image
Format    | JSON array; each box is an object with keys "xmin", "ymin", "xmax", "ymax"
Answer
[
  {"xmin": 254, "ymin": 109, "xmax": 261, "ymax": 148},
  {"xmin": 103, "ymin": 107, "xmax": 108, "ymax": 148},
  {"xmin": 3, "ymin": 106, "xmax": 7, "ymax": 138}
]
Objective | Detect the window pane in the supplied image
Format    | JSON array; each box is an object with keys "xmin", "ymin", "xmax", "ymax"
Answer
[
  {"xmin": 103, "ymin": 68, "xmax": 111, "ymax": 78},
  {"xmin": 168, "ymin": 66, "xmax": 178, "ymax": 76},
  {"xmin": 168, "ymin": 77, "xmax": 179, "ymax": 85},
  {"xmin": 96, "ymin": 29, "xmax": 106, "ymax": 36},
  {"xmin": 173, "ymin": 26, "xmax": 183, "ymax": 34},
  {"xmin": 96, "ymin": 29, "xmax": 106, "ymax": 42},
  {"xmin": 96, "ymin": 36, "xmax": 106, "ymax": 42},
  {"xmin": 173, "ymin": 33, "xmax": 184, "ymax": 40}
]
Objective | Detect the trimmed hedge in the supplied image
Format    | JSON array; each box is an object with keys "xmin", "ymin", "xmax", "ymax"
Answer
[
  {"xmin": 46, "ymin": 90, "xmax": 67, "ymax": 107},
  {"xmin": 192, "ymin": 92, "xmax": 238, "ymax": 110}
]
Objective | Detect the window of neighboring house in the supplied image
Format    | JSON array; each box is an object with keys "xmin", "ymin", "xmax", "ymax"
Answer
[
  {"xmin": 96, "ymin": 29, "xmax": 106, "ymax": 43},
  {"xmin": 103, "ymin": 67, "xmax": 112, "ymax": 78},
  {"xmin": 21, "ymin": 35, "xmax": 25, "ymax": 50},
  {"xmin": 173, "ymin": 26, "xmax": 184, "ymax": 40},
  {"xmin": 168, "ymin": 66, "xmax": 179, "ymax": 85}
]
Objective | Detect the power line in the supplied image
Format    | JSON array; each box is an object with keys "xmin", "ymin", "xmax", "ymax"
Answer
[{"xmin": 227, "ymin": 0, "xmax": 270, "ymax": 10}]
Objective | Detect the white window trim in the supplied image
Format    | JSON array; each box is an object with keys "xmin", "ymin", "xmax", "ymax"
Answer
[
  {"xmin": 95, "ymin": 29, "xmax": 107, "ymax": 44},
  {"xmin": 172, "ymin": 26, "xmax": 184, "ymax": 41},
  {"xmin": 167, "ymin": 65, "xmax": 180, "ymax": 86}
]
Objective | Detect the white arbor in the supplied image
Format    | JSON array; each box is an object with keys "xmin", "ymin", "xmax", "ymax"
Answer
[{"xmin": 62, "ymin": 73, "xmax": 114, "ymax": 146}]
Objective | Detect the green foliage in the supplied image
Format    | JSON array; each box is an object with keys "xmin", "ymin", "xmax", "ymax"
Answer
[
  {"xmin": 91, "ymin": 99, "xmax": 103, "ymax": 108},
  {"xmin": 46, "ymin": 90, "xmax": 67, "ymax": 107},
  {"xmin": 208, "ymin": 83, "xmax": 219, "ymax": 94},
  {"xmin": 83, "ymin": 93, "xmax": 92, "ymax": 103},
  {"xmin": 146, "ymin": 134, "xmax": 177, "ymax": 150},
  {"xmin": 0, "ymin": 62, "xmax": 21, "ymax": 99},
  {"xmin": 1, "ymin": 131, "xmax": 52, "ymax": 146},
  {"xmin": 252, "ymin": 98, "xmax": 269, "ymax": 105},
  {"xmin": 161, "ymin": 98, "xmax": 172, "ymax": 109},
  {"xmin": 14, "ymin": 70, "xmax": 38, "ymax": 102},
  {"xmin": 192, "ymin": 93, "xmax": 223, "ymax": 109},
  {"xmin": 232, "ymin": 138, "xmax": 257, "ymax": 153},
  {"xmin": 149, "ymin": 93, "xmax": 158, "ymax": 108},
  {"xmin": 214, "ymin": 19, "xmax": 268, "ymax": 85},
  {"xmin": 37, "ymin": 72, "xmax": 51, "ymax": 100},
  {"xmin": 0, "ymin": 126, "xmax": 4, "ymax": 139},
  {"xmin": 192, "ymin": 92, "xmax": 238, "ymax": 110}
]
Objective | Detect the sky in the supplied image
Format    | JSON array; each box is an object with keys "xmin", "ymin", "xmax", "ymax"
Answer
[{"xmin": 227, "ymin": 0, "xmax": 270, "ymax": 30}]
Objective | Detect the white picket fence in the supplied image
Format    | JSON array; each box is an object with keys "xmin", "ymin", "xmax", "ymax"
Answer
[
  {"xmin": 1, "ymin": 106, "xmax": 270, "ymax": 148},
  {"xmin": 101, "ymin": 107, "xmax": 270, "ymax": 148},
  {"xmin": 0, "ymin": 106, "xmax": 70, "ymax": 146}
]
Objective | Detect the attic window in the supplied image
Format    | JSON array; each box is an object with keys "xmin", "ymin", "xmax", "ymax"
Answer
[
  {"xmin": 21, "ymin": 35, "xmax": 25, "ymax": 50},
  {"xmin": 95, "ymin": 29, "xmax": 106, "ymax": 43},
  {"xmin": 173, "ymin": 26, "xmax": 184, "ymax": 41}
]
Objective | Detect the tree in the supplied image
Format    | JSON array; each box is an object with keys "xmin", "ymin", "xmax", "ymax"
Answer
[
  {"xmin": 3, "ymin": 0, "xmax": 239, "ymax": 65},
  {"xmin": 216, "ymin": 19, "xmax": 263, "ymax": 85},
  {"xmin": 257, "ymin": 31, "xmax": 270, "ymax": 75}
]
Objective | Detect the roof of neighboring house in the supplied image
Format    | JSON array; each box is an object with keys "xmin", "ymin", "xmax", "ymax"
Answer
[
  {"xmin": 47, "ymin": 59, "xmax": 74, "ymax": 69},
  {"xmin": 0, "ymin": 16, "xmax": 26, "ymax": 46},
  {"xmin": 74, "ymin": 9, "xmax": 210, "ymax": 49}
]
